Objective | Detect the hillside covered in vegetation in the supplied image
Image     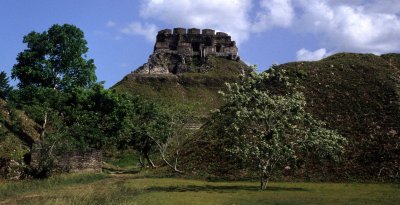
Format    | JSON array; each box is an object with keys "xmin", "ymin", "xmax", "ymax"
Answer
[
  {"xmin": 280, "ymin": 53, "xmax": 400, "ymax": 180},
  {"xmin": 186, "ymin": 53, "xmax": 400, "ymax": 181},
  {"xmin": 0, "ymin": 99, "xmax": 39, "ymax": 178},
  {"xmin": 113, "ymin": 56, "xmax": 248, "ymax": 117}
]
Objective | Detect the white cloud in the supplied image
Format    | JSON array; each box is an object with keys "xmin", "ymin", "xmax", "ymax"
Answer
[
  {"xmin": 296, "ymin": 48, "xmax": 327, "ymax": 61},
  {"xmin": 120, "ymin": 22, "xmax": 158, "ymax": 41},
  {"xmin": 138, "ymin": 0, "xmax": 294, "ymax": 44},
  {"xmin": 106, "ymin": 20, "xmax": 117, "ymax": 28},
  {"xmin": 252, "ymin": 0, "xmax": 294, "ymax": 32},
  {"xmin": 295, "ymin": 0, "xmax": 400, "ymax": 54},
  {"xmin": 139, "ymin": 0, "xmax": 253, "ymax": 44},
  {"xmin": 362, "ymin": 0, "xmax": 400, "ymax": 14},
  {"xmin": 123, "ymin": 0, "xmax": 399, "ymax": 55}
]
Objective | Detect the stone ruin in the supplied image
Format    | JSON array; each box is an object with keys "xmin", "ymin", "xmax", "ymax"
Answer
[
  {"xmin": 135, "ymin": 28, "xmax": 239, "ymax": 74},
  {"xmin": 154, "ymin": 28, "xmax": 238, "ymax": 59},
  {"xmin": 30, "ymin": 148, "xmax": 102, "ymax": 174}
]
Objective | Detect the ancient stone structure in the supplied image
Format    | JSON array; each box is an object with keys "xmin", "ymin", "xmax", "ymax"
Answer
[
  {"xmin": 56, "ymin": 150, "xmax": 102, "ymax": 173},
  {"xmin": 154, "ymin": 28, "xmax": 238, "ymax": 58},
  {"xmin": 31, "ymin": 148, "xmax": 102, "ymax": 173},
  {"xmin": 135, "ymin": 28, "xmax": 239, "ymax": 74},
  {"xmin": 0, "ymin": 158, "xmax": 24, "ymax": 179}
]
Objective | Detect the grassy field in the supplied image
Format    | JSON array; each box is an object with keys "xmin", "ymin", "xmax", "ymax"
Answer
[{"xmin": 0, "ymin": 173, "xmax": 399, "ymax": 205}]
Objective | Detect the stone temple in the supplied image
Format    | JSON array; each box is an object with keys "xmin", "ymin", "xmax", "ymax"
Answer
[{"xmin": 135, "ymin": 28, "xmax": 239, "ymax": 74}]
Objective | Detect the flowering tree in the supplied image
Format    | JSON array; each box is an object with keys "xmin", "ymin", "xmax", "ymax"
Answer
[{"xmin": 204, "ymin": 67, "xmax": 347, "ymax": 189}]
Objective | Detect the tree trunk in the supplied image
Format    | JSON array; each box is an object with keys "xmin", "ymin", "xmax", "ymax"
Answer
[
  {"xmin": 138, "ymin": 155, "xmax": 144, "ymax": 167},
  {"xmin": 262, "ymin": 176, "xmax": 269, "ymax": 190},
  {"xmin": 39, "ymin": 112, "xmax": 48, "ymax": 143},
  {"xmin": 147, "ymin": 134, "xmax": 184, "ymax": 173},
  {"xmin": 144, "ymin": 152, "xmax": 156, "ymax": 168},
  {"xmin": 259, "ymin": 164, "xmax": 269, "ymax": 190},
  {"xmin": 260, "ymin": 175, "xmax": 269, "ymax": 190},
  {"xmin": 159, "ymin": 149, "xmax": 184, "ymax": 174},
  {"xmin": 260, "ymin": 169, "xmax": 264, "ymax": 190}
]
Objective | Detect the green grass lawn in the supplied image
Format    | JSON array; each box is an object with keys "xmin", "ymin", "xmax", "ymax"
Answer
[{"xmin": 0, "ymin": 173, "xmax": 398, "ymax": 205}]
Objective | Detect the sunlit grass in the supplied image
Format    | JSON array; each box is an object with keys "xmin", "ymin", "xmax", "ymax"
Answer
[
  {"xmin": 1, "ymin": 173, "xmax": 398, "ymax": 205},
  {"xmin": 104, "ymin": 152, "xmax": 140, "ymax": 170},
  {"xmin": 0, "ymin": 173, "xmax": 109, "ymax": 198}
]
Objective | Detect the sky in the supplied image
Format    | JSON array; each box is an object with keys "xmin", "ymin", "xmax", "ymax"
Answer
[{"xmin": 1, "ymin": 0, "xmax": 399, "ymax": 88}]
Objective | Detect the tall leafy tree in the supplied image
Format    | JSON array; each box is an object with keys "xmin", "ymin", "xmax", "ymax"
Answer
[
  {"xmin": 0, "ymin": 71, "xmax": 12, "ymax": 99},
  {"xmin": 203, "ymin": 67, "xmax": 347, "ymax": 190},
  {"xmin": 9, "ymin": 24, "xmax": 97, "ymax": 177},
  {"xmin": 12, "ymin": 24, "xmax": 96, "ymax": 91}
]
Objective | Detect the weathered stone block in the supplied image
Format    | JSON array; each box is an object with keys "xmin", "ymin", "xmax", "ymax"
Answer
[
  {"xmin": 216, "ymin": 32, "xmax": 228, "ymax": 36},
  {"xmin": 202, "ymin": 29, "xmax": 215, "ymax": 35},
  {"xmin": 188, "ymin": 28, "xmax": 201, "ymax": 34},
  {"xmin": 155, "ymin": 42, "xmax": 170, "ymax": 50},
  {"xmin": 30, "ymin": 147, "xmax": 102, "ymax": 174},
  {"xmin": 158, "ymin": 29, "xmax": 172, "ymax": 35},
  {"xmin": 173, "ymin": 28, "xmax": 186, "ymax": 35}
]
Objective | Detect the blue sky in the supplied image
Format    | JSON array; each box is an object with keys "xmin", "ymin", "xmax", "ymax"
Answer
[{"xmin": 1, "ymin": 0, "xmax": 399, "ymax": 88}]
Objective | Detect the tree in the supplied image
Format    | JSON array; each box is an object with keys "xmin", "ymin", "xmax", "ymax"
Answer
[
  {"xmin": 64, "ymin": 84, "xmax": 136, "ymax": 150},
  {"xmin": 203, "ymin": 67, "xmax": 347, "ymax": 190},
  {"xmin": 0, "ymin": 71, "xmax": 12, "ymax": 99},
  {"xmin": 12, "ymin": 24, "xmax": 96, "ymax": 91},
  {"xmin": 146, "ymin": 108, "xmax": 192, "ymax": 173},
  {"xmin": 10, "ymin": 83, "xmax": 133, "ymax": 177},
  {"xmin": 10, "ymin": 86, "xmax": 69, "ymax": 177},
  {"xmin": 120, "ymin": 102, "xmax": 173, "ymax": 168},
  {"xmin": 114, "ymin": 96, "xmax": 190, "ymax": 173},
  {"xmin": 9, "ymin": 24, "xmax": 98, "ymax": 177}
]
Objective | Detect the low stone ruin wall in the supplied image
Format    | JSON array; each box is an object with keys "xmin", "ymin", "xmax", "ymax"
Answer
[
  {"xmin": 31, "ymin": 148, "xmax": 102, "ymax": 173},
  {"xmin": 56, "ymin": 150, "xmax": 102, "ymax": 173}
]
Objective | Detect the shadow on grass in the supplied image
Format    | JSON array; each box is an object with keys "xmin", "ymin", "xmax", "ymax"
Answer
[
  {"xmin": 106, "ymin": 169, "xmax": 141, "ymax": 174},
  {"xmin": 146, "ymin": 185, "xmax": 308, "ymax": 193}
]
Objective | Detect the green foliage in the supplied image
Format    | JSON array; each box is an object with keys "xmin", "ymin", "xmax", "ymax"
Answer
[
  {"xmin": 5, "ymin": 24, "xmax": 250, "ymax": 177},
  {"xmin": 12, "ymin": 24, "xmax": 96, "ymax": 91},
  {"xmin": 104, "ymin": 150, "xmax": 140, "ymax": 170},
  {"xmin": 9, "ymin": 68, "xmax": 174, "ymax": 175},
  {"xmin": 117, "ymin": 99, "xmax": 174, "ymax": 167},
  {"xmin": 0, "ymin": 71, "xmax": 12, "ymax": 99},
  {"xmin": 7, "ymin": 24, "xmax": 103, "ymax": 177},
  {"xmin": 0, "ymin": 133, "xmax": 29, "ymax": 162},
  {"xmin": 0, "ymin": 99, "xmax": 39, "ymax": 146},
  {"xmin": 10, "ymin": 87, "xmax": 69, "ymax": 177},
  {"xmin": 203, "ymin": 67, "xmax": 347, "ymax": 189},
  {"xmin": 63, "ymin": 84, "xmax": 123, "ymax": 149},
  {"xmin": 12, "ymin": 83, "xmax": 148, "ymax": 151}
]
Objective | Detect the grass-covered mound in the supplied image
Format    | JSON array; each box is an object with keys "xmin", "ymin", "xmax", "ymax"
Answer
[
  {"xmin": 0, "ymin": 99, "xmax": 39, "ymax": 147},
  {"xmin": 276, "ymin": 53, "xmax": 400, "ymax": 181},
  {"xmin": 1, "ymin": 99, "xmax": 40, "ymax": 179},
  {"xmin": 113, "ymin": 53, "xmax": 399, "ymax": 182},
  {"xmin": 112, "ymin": 57, "xmax": 248, "ymax": 117},
  {"xmin": 186, "ymin": 53, "xmax": 400, "ymax": 182}
]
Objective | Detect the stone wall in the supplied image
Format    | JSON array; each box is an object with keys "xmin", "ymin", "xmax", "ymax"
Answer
[
  {"xmin": 57, "ymin": 150, "xmax": 102, "ymax": 173},
  {"xmin": 31, "ymin": 148, "xmax": 102, "ymax": 173},
  {"xmin": 154, "ymin": 28, "xmax": 238, "ymax": 59}
]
